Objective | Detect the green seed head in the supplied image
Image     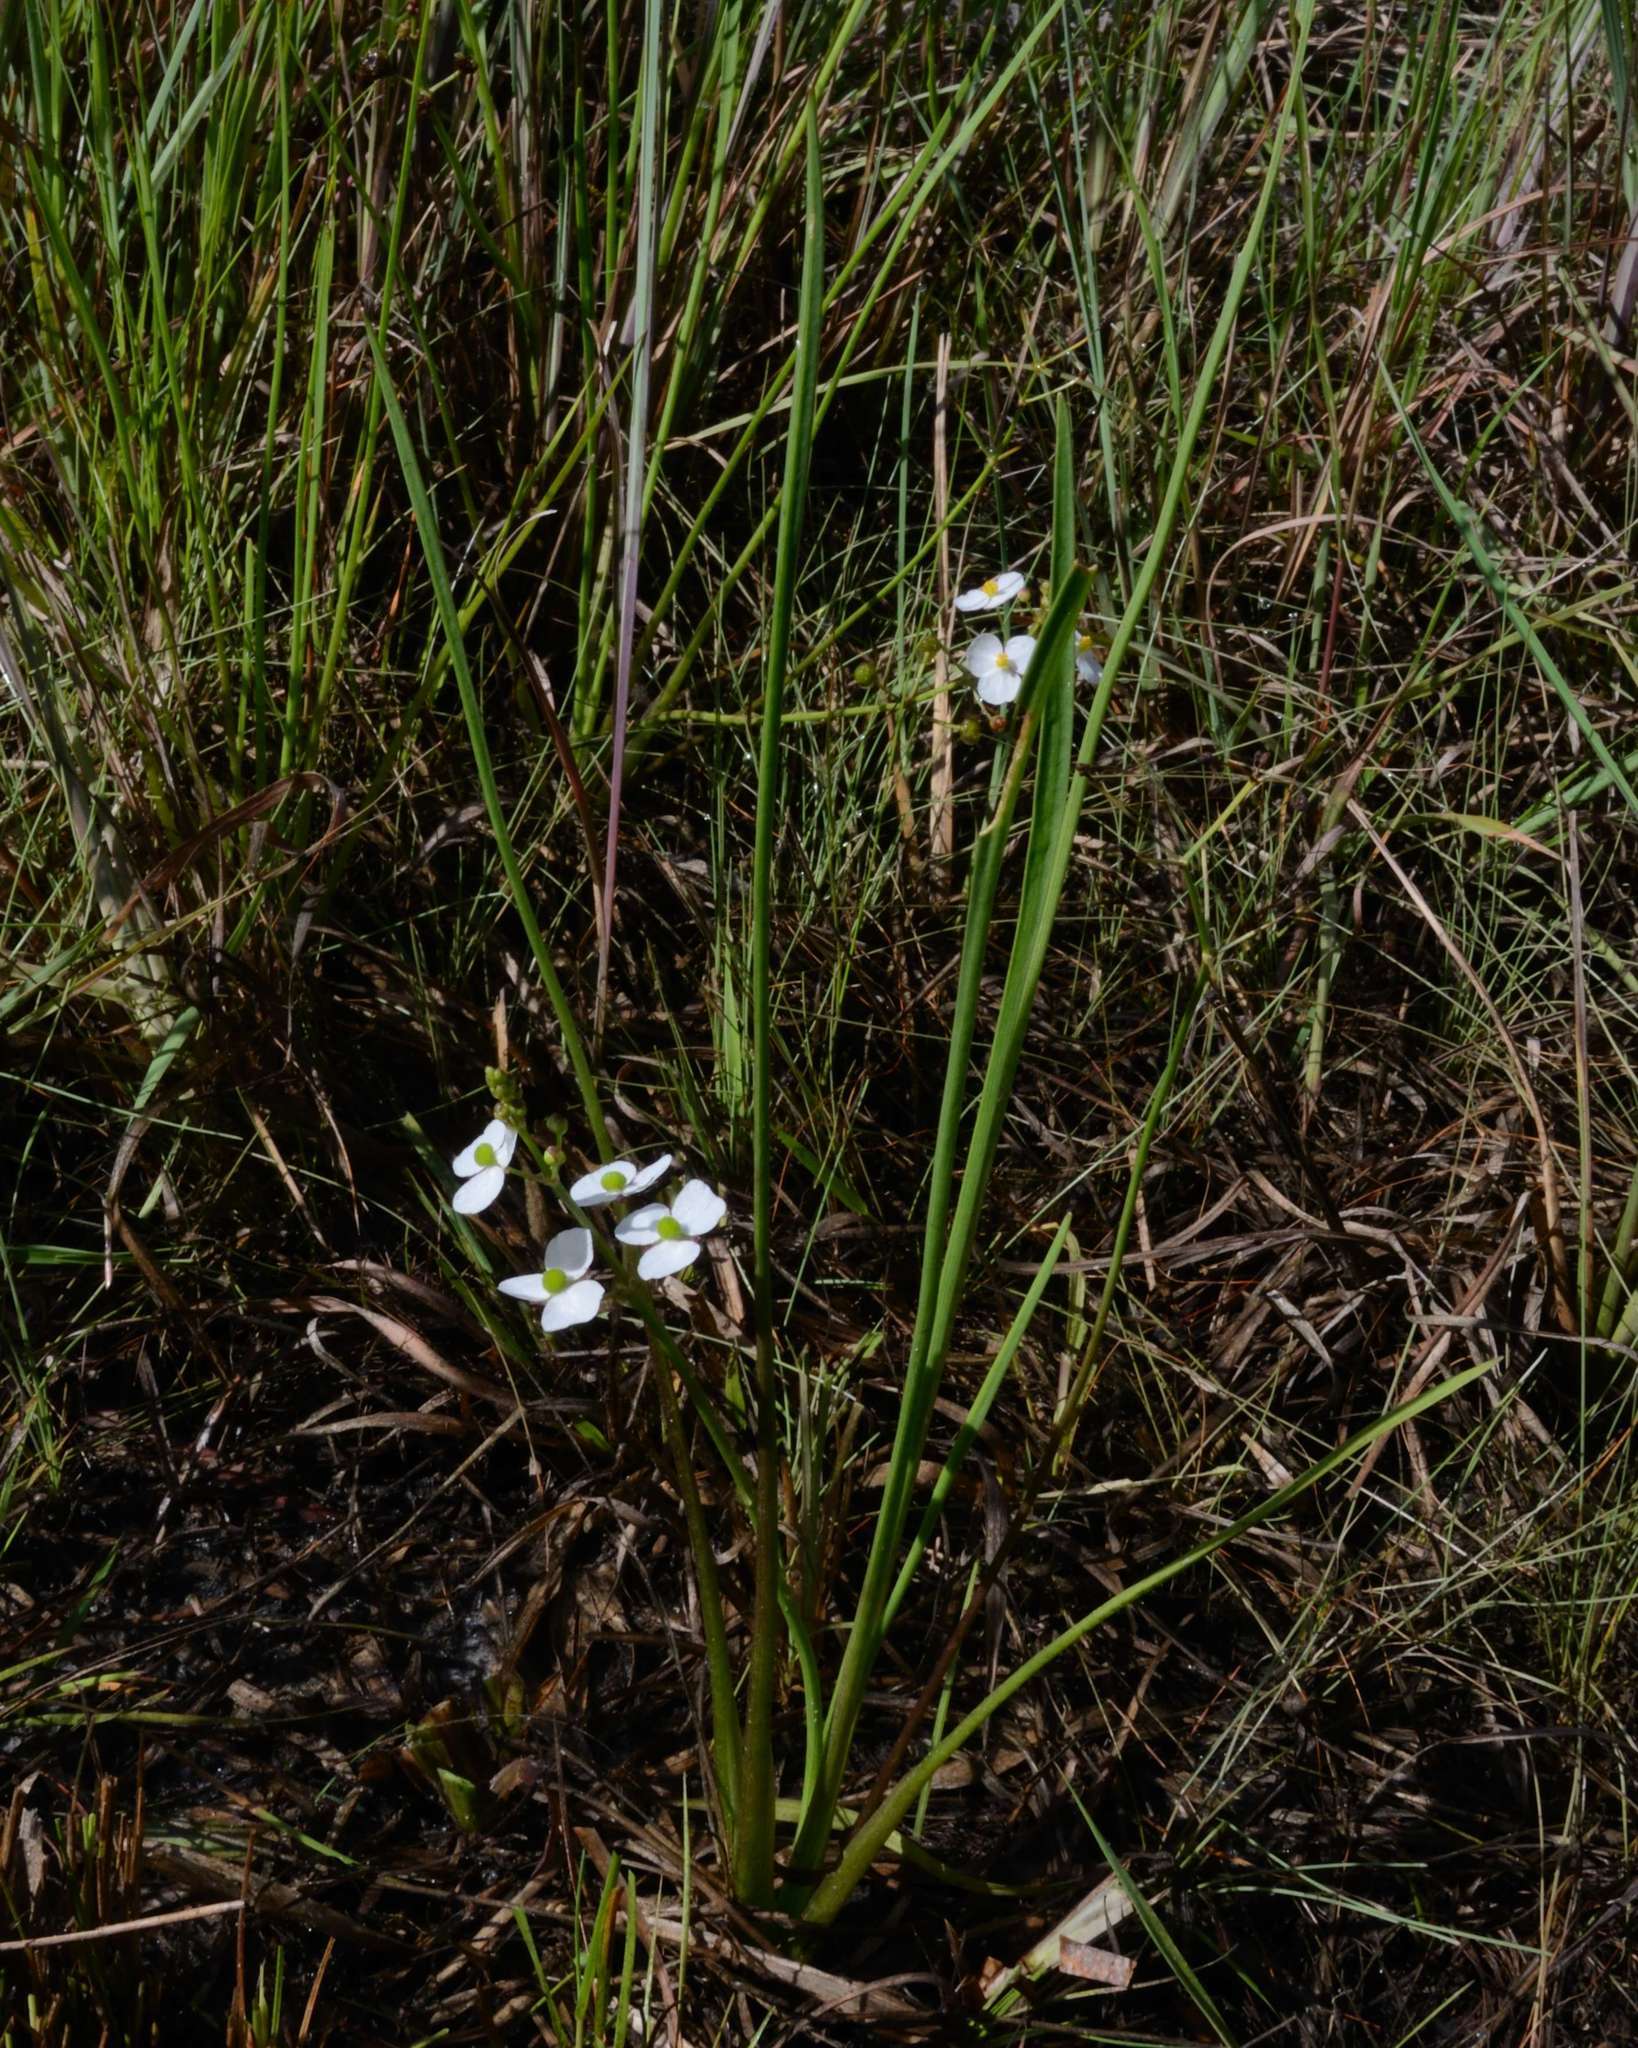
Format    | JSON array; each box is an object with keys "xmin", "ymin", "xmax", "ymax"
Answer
[
  {"xmin": 542, "ymin": 1267, "xmax": 568, "ymax": 1294},
  {"xmin": 656, "ymin": 1215, "xmax": 685, "ymax": 1242},
  {"xmin": 600, "ymin": 1168, "xmax": 627, "ymax": 1192},
  {"xmin": 474, "ymin": 1141, "xmax": 497, "ymax": 1168}
]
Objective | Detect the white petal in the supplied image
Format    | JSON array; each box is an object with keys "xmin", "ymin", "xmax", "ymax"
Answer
[
  {"xmin": 540, "ymin": 1278, "xmax": 604, "ymax": 1330},
  {"xmin": 452, "ymin": 1163, "xmax": 505, "ymax": 1213},
  {"xmin": 671, "ymin": 1179, "xmax": 726, "ymax": 1237},
  {"xmin": 637, "ymin": 1238, "xmax": 699, "ymax": 1280},
  {"xmin": 624, "ymin": 1152, "xmax": 673, "ymax": 1195},
  {"xmin": 569, "ymin": 1159, "xmax": 637, "ymax": 1206},
  {"xmin": 1077, "ymin": 650, "xmax": 1103, "ymax": 683},
  {"xmin": 953, "ymin": 572, "xmax": 1024, "ymax": 613},
  {"xmin": 1003, "ymin": 634, "xmax": 1037, "ymax": 672},
  {"xmin": 963, "ymin": 633, "xmax": 1003, "ymax": 678},
  {"xmin": 542, "ymin": 1227, "xmax": 593, "ymax": 1279},
  {"xmin": 499, "ymin": 1273, "xmax": 549, "ymax": 1301},
  {"xmin": 976, "ymin": 669, "xmax": 1022, "ymax": 706},
  {"xmin": 615, "ymin": 1204, "xmax": 668, "ymax": 1246},
  {"xmin": 452, "ymin": 1118, "xmax": 512, "ymax": 1176}
]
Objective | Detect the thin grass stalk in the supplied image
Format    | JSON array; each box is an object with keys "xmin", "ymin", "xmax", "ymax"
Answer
[
  {"xmin": 1078, "ymin": 1805, "xmax": 1236, "ymax": 2046},
  {"xmin": 596, "ymin": 0, "xmax": 665, "ymax": 1033},
  {"xmin": 1054, "ymin": 973, "xmax": 1205, "ymax": 1468},
  {"xmin": 1382, "ymin": 367, "xmax": 1638, "ymax": 824},
  {"xmin": 364, "ymin": 325, "xmax": 610, "ymax": 1156},
  {"xmin": 125, "ymin": 109, "xmax": 232, "ymax": 714},
  {"xmin": 738, "ymin": 100, "xmax": 825, "ymax": 1908},
  {"xmin": 239, "ymin": 0, "xmax": 292, "ymax": 798},
  {"xmin": 305, "ymin": 7, "xmax": 431, "ymax": 773},
  {"xmin": 881, "ymin": 1216, "xmax": 1074, "ymax": 1635}
]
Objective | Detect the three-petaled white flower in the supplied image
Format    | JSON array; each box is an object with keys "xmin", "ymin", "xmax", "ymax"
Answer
[
  {"xmin": 615, "ymin": 1179, "xmax": 727, "ymax": 1280},
  {"xmin": 451, "ymin": 1118, "xmax": 517, "ymax": 1214},
  {"xmin": 500, "ymin": 1227, "xmax": 605, "ymax": 1331},
  {"xmin": 954, "ymin": 571, "xmax": 1026, "ymax": 613},
  {"xmin": 964, "ymin": 632, "xmax": 1037, "ymax": 706},
  {"xmin": 1076, "ymin": 630, "xmax": 1103, "ymax": 685},
  {"xmin": 568, "ymin": 1153, "xmax": 673, "ymax": 1208}
]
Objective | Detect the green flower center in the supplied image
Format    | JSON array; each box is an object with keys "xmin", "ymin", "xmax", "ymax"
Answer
[
  {"xmin": 542, "ymin": 1266, "xmax": 569, "ymax": 1294},
  {"xmin": 600, "ymin": 1168, "xmax": 628, "ymax": 1192},
  {"xmin": 474, "ymin": 1141, "xmax": 498, "ymax": 1167},
  {"xmin": 656, "ymin": 1216, "xmax": 685, "ymax": 1242}
]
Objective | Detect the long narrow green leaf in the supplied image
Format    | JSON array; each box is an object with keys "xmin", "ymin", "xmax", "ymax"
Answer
[
  {"xmin": 795, "ymin": 0, "xmax": 1310, "ymax": 1892},
  {"xmin": 882, "ymin": 1216, "xmax": 1074, "ymax": 1633}
]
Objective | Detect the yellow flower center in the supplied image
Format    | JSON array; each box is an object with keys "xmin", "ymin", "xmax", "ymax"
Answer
[
  {"xmin": 982, "ymin": 577, "xmax": 999, "ymax": 596},
  {"xmin": 994, "ymin": 651, "xmax": 1014, "ymax": 672},
  {"xmin": 1078, "ymin": 634, "xmax": 1093, "ymax": 652}
]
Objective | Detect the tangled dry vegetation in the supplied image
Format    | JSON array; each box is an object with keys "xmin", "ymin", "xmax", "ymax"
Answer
[{"xmin": 4, "ymin": 0, "xmax": 1638, "ymax": 2041}]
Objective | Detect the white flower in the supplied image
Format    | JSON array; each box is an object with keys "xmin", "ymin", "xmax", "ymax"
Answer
[
  {"xmin": 953, "ymin": 570, "xmax": 1026, "ymax": 614},
  {"xmin": 451, "ymin": 1117, "xmax": 518, "ymax": 1215},
  {"xmin": 616, "ymin": 1178, "xmax": 727, "ymax": 1280},
  {"xmin": 1076, "ymin": 629, "xmax": 1103, "ymax": 685},
  {"xmin": 964, "ymin": 632, "xmax": 1036, "ymax": 706},
  {"xmin": 567, "ymin": 1152, "xmax": 673, "ymax": 1208},
  {"xmin": 499, "ymin": 1227, "xmax": 605, "ymax": 1331}
]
